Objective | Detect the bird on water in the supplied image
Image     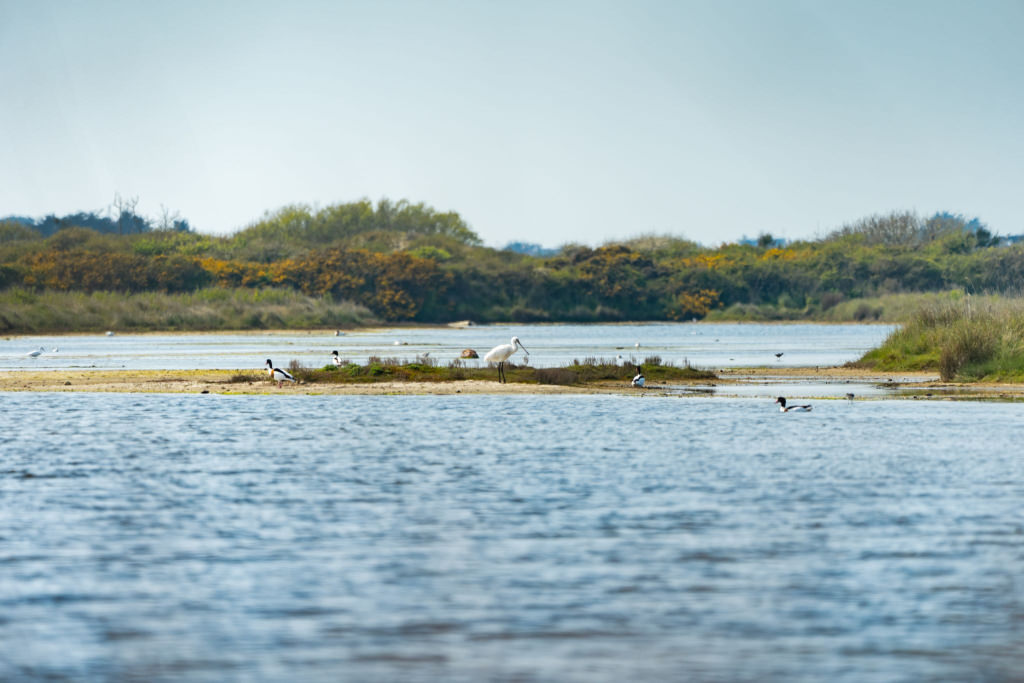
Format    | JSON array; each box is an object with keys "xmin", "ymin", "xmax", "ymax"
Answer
[
  {"xmin": 775, "ymin": 396, "xmax": 811, "ymax": 412},
  {"xmin": 265, "ymin": 359, "xmax": 296, "ymax": 388},
  {"xmin": 484, "ymin": 336, "xmax": 528, "ymax": 383}
]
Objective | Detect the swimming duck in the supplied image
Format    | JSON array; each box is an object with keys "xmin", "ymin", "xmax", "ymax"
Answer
[
  {"xmin": 265, "ymin": 359, "xmax": 296, "ymax": 388},
  {"xmin": 775, "ymin": 396, "xmax": 811, "ymax": 412},
  {"xmin": 631, "ymin": 366, "xmax": 645, "ymax": 388},
  {"xmin": 331, "ymin": 350, "xmax": 343, "ymax": 367}
]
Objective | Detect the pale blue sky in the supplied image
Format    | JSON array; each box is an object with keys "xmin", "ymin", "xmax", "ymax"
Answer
[{"xmin": 2, "ymin": 1, "xmax": 1022, "ymax": 247}]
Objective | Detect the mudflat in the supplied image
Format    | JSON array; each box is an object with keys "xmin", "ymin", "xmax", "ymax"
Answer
[
  {"xmin": 3, "ymin": 366, "xmax": 1023, "ymax": 399},
  {"xmin": 0, "ymin": 369, "xmax": 611, "ymax": 395}
]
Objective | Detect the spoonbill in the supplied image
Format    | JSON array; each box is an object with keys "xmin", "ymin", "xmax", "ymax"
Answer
[
  {"xmin": 631, "ymin": 366, "xmax": 645, "ymax": 388},
  {"xmin": 26, "ymin": 347, "xmax": 45, "ymax": 357},
  {"xmin": 775, "ymin": 396, "xmax": 811, "ymax": 412},
  {"xmin": 484, "ymin": 336, "xmax": 528, "ymax": 383},
  {"xmin": 265, "ymin": 359, "xmax": 296, "ymax": 388}
]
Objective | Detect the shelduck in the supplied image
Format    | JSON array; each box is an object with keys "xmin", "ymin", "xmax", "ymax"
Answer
[
  {"xmin": 631, "ymin": 366, "xmax": 645, "ymax": 388},
  {"xmin": 775, "ymin": 396, "xmax": 811, "ymax": 412},
  {"xmin": 331, "ymin": 350, "xmax": 343, "ymax": 367},
  {"xmin": 265, "ymin": 359, "xmax": 296, "ymax": 388}
]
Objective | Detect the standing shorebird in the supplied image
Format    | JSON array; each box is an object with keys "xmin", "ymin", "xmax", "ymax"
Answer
[
  {"xmin": 265, "ymin": 359, "xmax": 296, "ymax": 388},
  {"xmin": 483, "ymin": 336, "xmax": 528, "ymax": 383}
]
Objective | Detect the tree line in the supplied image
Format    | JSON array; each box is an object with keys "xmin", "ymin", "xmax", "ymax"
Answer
[{"xmin": 2, "ymin": 201, "xmax": 1021, "ymax": 323}]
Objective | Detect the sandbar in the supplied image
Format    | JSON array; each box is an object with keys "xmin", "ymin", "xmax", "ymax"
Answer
[{"xmin": 3, "ymin": 366, "xmax": 1024, "ymax": 400}]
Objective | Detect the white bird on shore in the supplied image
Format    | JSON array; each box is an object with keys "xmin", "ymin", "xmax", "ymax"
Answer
[
  {"xmin": 631, "ymin": 366, "xmax": 645, "ymax": 388},
  {"xmin": 26, "ymin": 347, "xmax": 45, "ymax": 357},
  {"xmin": 775, "ymin": 396, "xmax": 812, "ymax": 412},
  {"xmin": 265, "ymin": 359, "xmax": 296, "ymax": 388},
  {"xmin": 331, "ymin": 350, "xmax": 343, "ymax": 367},
  {"xmin": 484, "ymin": 336, "xmax": 528, "ymax": 383}
]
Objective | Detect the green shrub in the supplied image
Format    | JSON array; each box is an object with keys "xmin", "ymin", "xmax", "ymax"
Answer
[{"xmin": 859, "ymin": 296, "xmax": 1024, "ymax": 381}]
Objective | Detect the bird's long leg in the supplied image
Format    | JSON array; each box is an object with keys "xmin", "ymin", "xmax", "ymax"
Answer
[{"xmin": 498, "ymin": 362, "xmax": 504, "ymax": 383}]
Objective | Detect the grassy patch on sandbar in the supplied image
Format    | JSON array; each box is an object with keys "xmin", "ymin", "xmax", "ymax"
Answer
[
  {"xmin": 854, "ymin": 295, "xmax": 1024, "ymax": 381},
  {"xmin": 231, "ymin": 355, "xmax": 715, "ymax": 387}
]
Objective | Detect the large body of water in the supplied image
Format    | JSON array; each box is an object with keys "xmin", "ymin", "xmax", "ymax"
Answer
[
  {"xmin": 3, "ymin": 392, "xmax": 1023, "ymax": 681},
  {"xmin": 1, "ymin": 322, "xmax": 895, "ymax": 372}
]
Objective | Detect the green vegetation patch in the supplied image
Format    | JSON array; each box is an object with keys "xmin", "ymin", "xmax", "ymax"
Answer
[
  {"xmin": 231, "ymin": 356, "xmax": 715, "ymax": 387},
  {"xmin": 0, "ymin": 287, "xmax": 375, "ymax": 333},
  {"xmin": 5, "ymin": 206, "xmax": 1023, "ymax": 328},
  {"xmin": 855, "ymin": 295, "xmax": 1024, "ymax": 381}
]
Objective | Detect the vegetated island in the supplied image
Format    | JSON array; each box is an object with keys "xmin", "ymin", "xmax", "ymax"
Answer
[
  {"xmin": 0, "ymin": 358, "xmax": 716, "ymax": 395},
  {"xmin": 5, "ymin": 354, "xmax": 1024, "ymax": 400}
]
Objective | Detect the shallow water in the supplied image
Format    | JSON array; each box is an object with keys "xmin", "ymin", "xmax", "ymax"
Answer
[
  {"xmin": 1, "ymin": 322, "xmax": 894, "ymax": 372},
  {"xmin": 3, "ymin": 392, "xmax": 1022, "ymax": 681}
]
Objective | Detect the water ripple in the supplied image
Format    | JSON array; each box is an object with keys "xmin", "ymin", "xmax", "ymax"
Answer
[{"xmin": 2, "ymin": 392, "xmax": 1023, "ymax": 680}]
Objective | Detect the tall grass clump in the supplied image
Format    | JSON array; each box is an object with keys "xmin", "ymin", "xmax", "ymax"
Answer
[{"xmin": 857, "ymin": 296, "xmax": 1024, "ymax": 381}]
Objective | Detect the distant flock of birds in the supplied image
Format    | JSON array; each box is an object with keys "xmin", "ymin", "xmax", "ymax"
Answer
[
  {"xmin": 21, "ymin": 335, "xmax": 823, "ymax": 411},
  {"xmin": 259, "ymin": 336, "xmax": 825, "ymax": 412}
]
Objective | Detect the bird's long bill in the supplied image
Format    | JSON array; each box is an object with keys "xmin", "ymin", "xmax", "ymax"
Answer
[{"xmin": 517, "ymin": 341, "xmax": 529, "ymax": 355}]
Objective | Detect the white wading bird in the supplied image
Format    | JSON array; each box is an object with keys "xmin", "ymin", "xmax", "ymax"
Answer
[
  {"xmin": 26, "ymin": 347, "xmax": 45, "ymax": 357},
  {"xmin": 775, "ymin": 396, "xmax": 812, "ymax": 412},
  {"xmin": 265, "ymin": 359, "xmax": 296, "ymax": 388},
  {"xmin": 484, "ymin": 336, "xmax": 528, "ymax": 384}
]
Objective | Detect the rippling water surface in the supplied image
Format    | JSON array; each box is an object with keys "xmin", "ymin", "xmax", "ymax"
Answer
[{"xmin": 3, "ymin": 393, "xmax": 1023, "ymax": 681}]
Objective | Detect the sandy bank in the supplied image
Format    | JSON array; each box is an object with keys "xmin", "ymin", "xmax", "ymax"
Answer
[
  {"xmin": 0, "ymin": 369, "xmax": 623, "ymax": 395},
  {"xmin": 4, "ymin": 366, "xmax": 1024, "ymax": 400}
]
